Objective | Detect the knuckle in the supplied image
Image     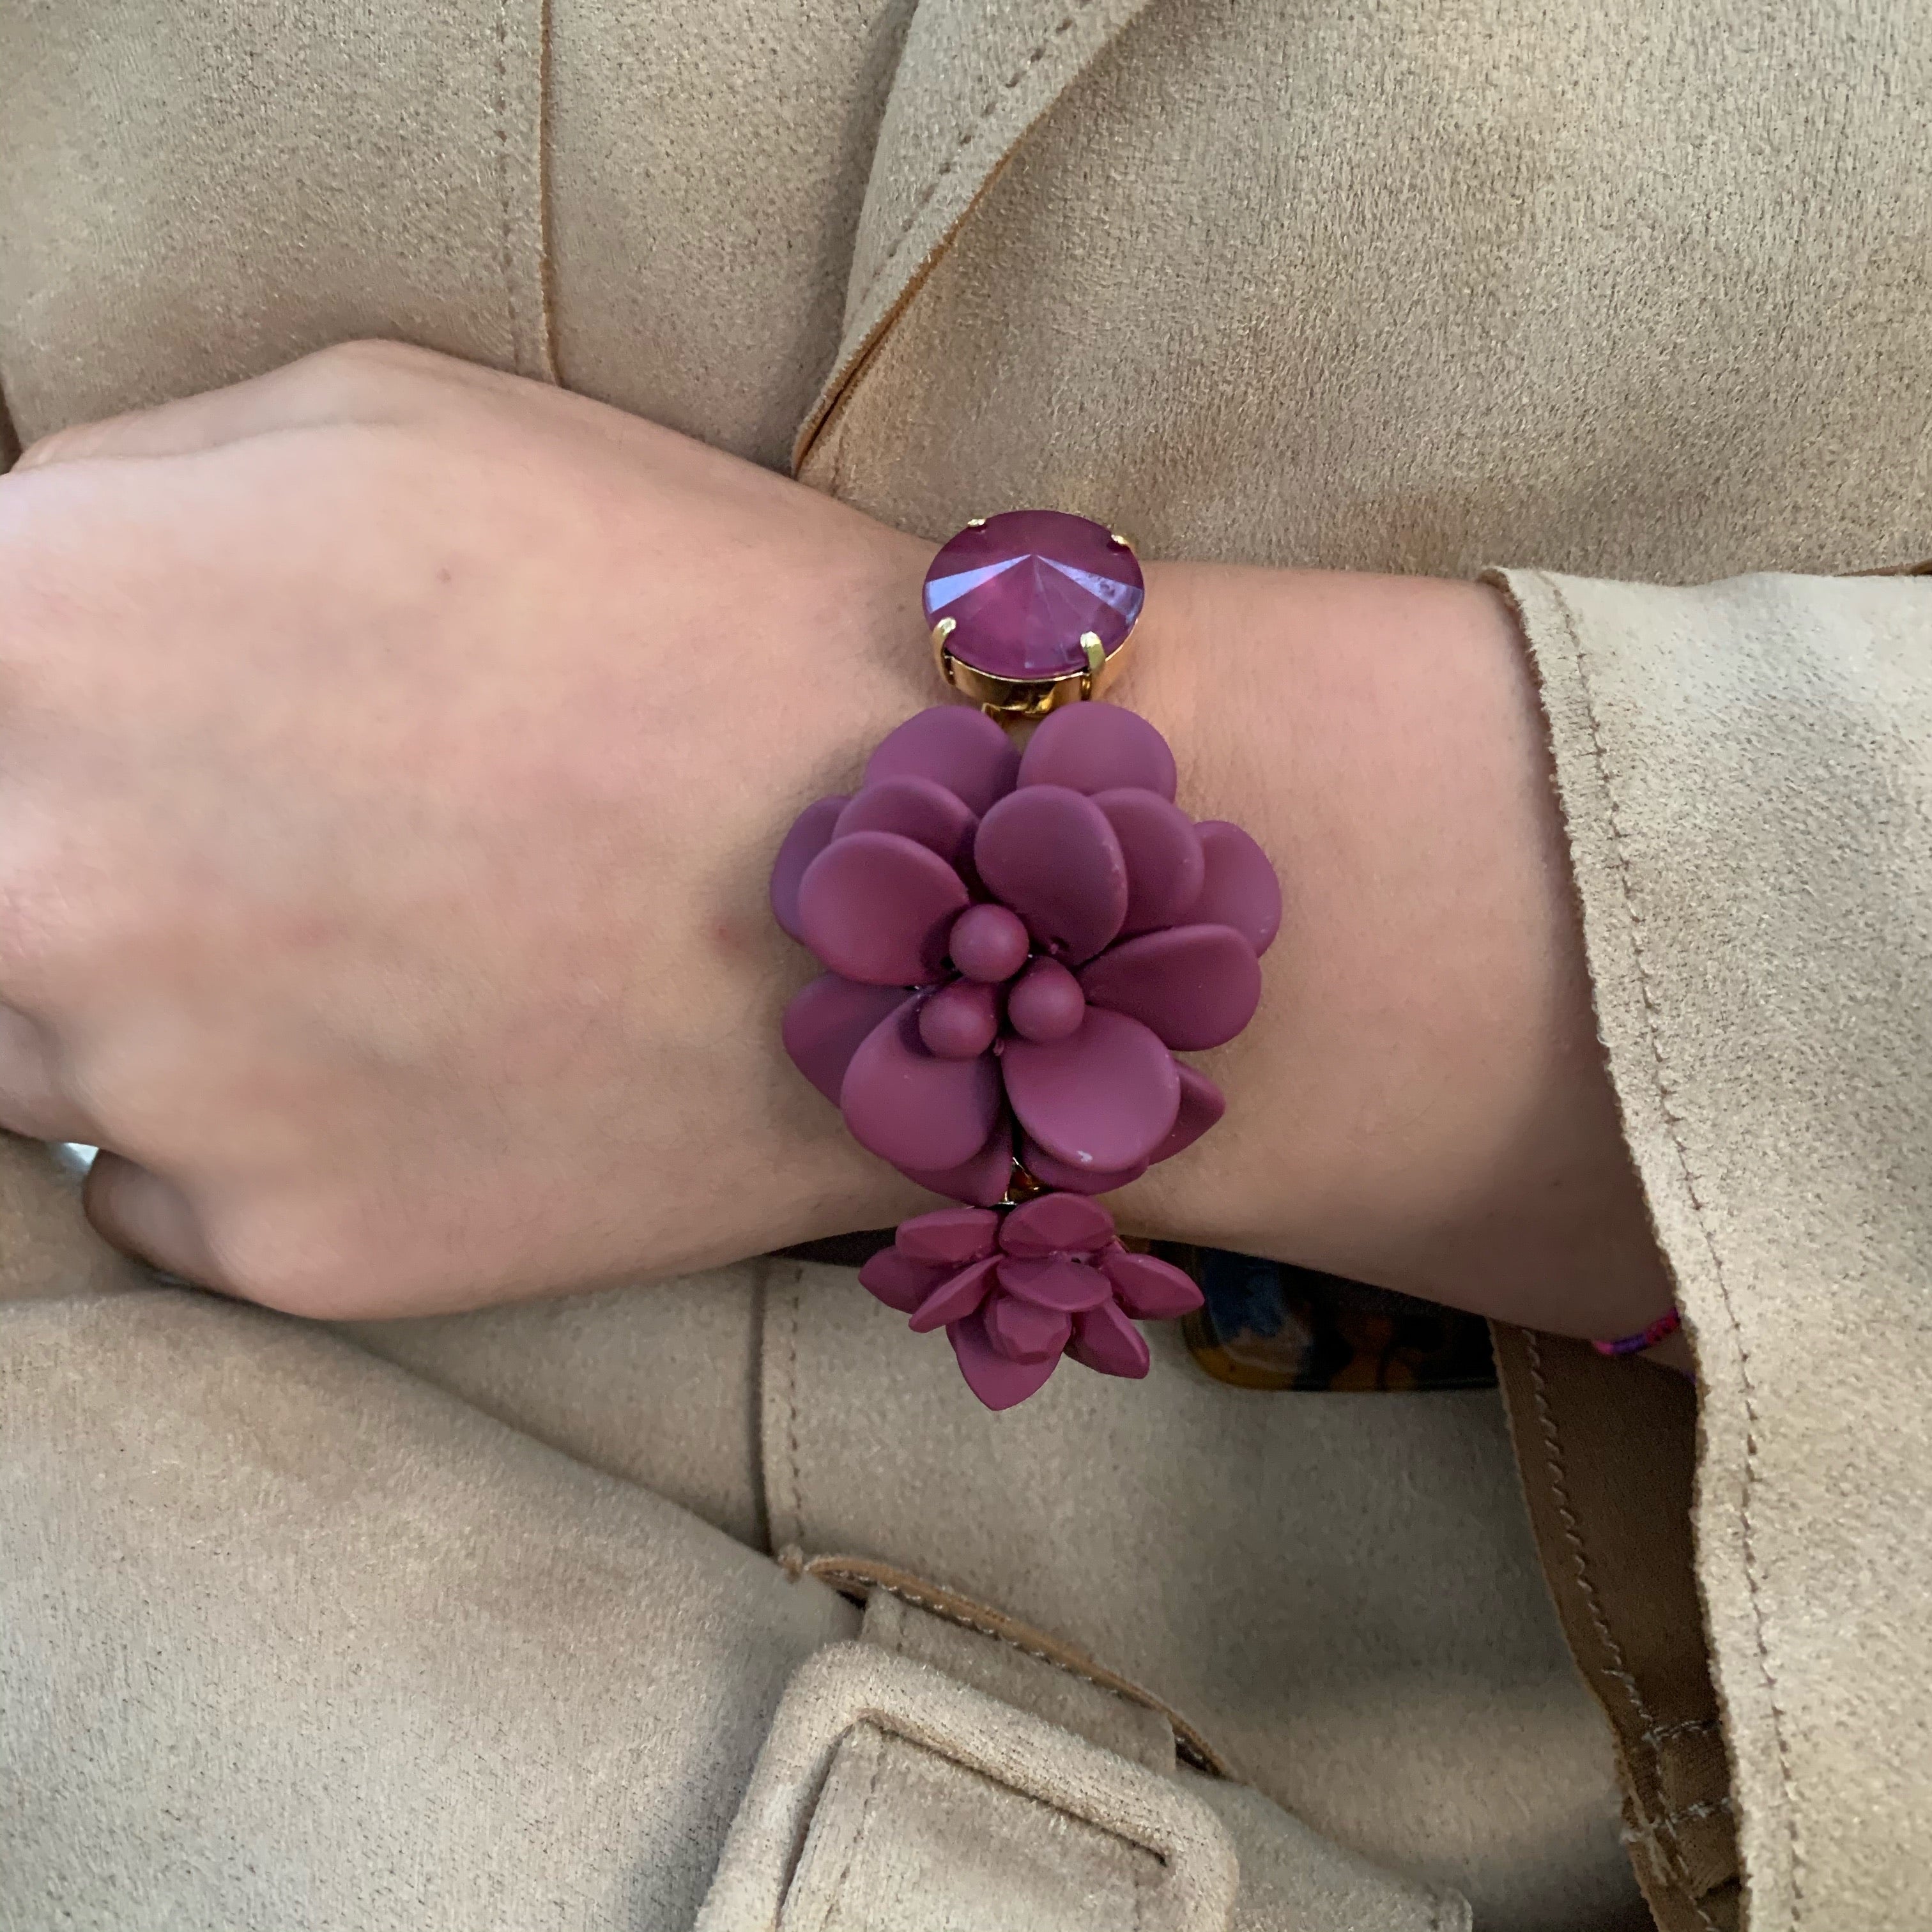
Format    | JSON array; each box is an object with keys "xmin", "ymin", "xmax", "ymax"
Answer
[
  {"xmin": 13, "ymin": 423, "xmax": 86, "ymax": 470},
  {"xmin": 278, "ymin": 338, "xmax": 454, "ymax": 417}
]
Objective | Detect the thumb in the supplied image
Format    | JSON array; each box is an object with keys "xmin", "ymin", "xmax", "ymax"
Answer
[{"xmin": 83, "ymin": 1153, "xmax": 228, "ymax": 1291}]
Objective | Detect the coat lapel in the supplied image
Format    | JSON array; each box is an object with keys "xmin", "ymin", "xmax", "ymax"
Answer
[{"xmin": 796, "ymin": 0, "xmax": 1156, "ymax": 469}]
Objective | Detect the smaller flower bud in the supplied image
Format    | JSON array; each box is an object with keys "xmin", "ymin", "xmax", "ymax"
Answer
[
  {"xmin": 949, "ymin": 903, "xmax": 1031, "ymax": 984},
  {"xmin": 1007, "ymin": 957, "xmax": 1086, "ymax": 1043}
]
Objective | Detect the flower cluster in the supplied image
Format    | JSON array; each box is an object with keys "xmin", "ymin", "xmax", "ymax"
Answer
[
  {"xmin": 772, "ymin": 703, "xmax": 1280, "ymax": 1204},
  {"xmin": 860, "ymin": 1195, "xmax": 1202, "ymax": 1409}
]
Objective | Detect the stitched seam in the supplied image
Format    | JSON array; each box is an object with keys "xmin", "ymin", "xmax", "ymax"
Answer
[
  {"xmin": 850, "ymin": 4, "xmax": 1092, "ymax": 326},
  {"xmin": 532, "ymin": 0, "xmax": 560, "ymax": 382},
  {"xmin": 1546, "ymin": 572, "xmax": 1803, "ymax": 1916},
  {"xmin": 813, "ymin": 1565, "xmax": 1216, "ymax": 1773},
  {"xmin": 1524, "ymin": 1330, "xmax": 1719, "ymax": 1931},
  {"xmin": 1623, "ymin": 1797, "xmax": 1738, "ymax": 1859},
  {"xmin": 852, "ymin": 1577, "xmax": 1144, "ymax": 1710},
  {"xmin": 779, "ymin": 1270, "xmax": 804, "ymax": 1552},
  {"xmin": 490, "ymin": 0, "xmax": 525, "ymax": 373},
  {"xmin": 815, "ymin": 1726, "xmax": 889, "ymax": 1932},
  {"xmin": 1657, "ymin": 1797, "xmax": 1736, "ymax": 1828},
  {"xmin": 1645, "ymin": 1718, "xmax": 1722, "ymax": 1747}
]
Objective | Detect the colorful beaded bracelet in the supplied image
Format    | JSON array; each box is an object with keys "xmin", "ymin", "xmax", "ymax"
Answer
[
  {"xmin": 1590, "ymin": 1305, "xmax": 1683, "ymax": 1359},
  {"xmin": 770, "ymin": 510, "xmax": 1280, "ymax": 1409}
]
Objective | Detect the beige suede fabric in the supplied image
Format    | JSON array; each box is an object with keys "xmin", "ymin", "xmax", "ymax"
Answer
[
  {"xmin": 763, "ymin": 1260, "xmax": 1642, "ymax": 1924},
  {"xmin": 798, "ymin": 0, "xmax": 1932, "ymax": 580},
  {"xmin": 0, "ymin": 0, "xmax": 555, "ymax": 428},
  {"xmin": 857, "ymin": 1584, "xmax": 1182, "ymax": 1772},
  {"xmin": 336, "ymin": 1271, "xmax": 770, "ymax": 1552},
  {"xmin": 1494, "ymin": 569, "xmax": 1932, "ymax": 1930},
  {"xmin": 0, "ymin": 1276, "xmax": 864, "ymax": 1931},
  {"xmin": 696, "ymin": 1641, "xmax": 1243, "ymax": 1932},
  {"xmin": 1490, "ymin": 1324, "xmax": 1740, "ymax": 1932},
  {"xmin": 543, "ymin": 0, "xmax": 908, "ymax": 466},
  {"xmin": 2, "ymin": 0, "xmax": 1929, "ymax": 1926},
  {"xmin": 694, "ymin": 1621, "xmax": 1468, "ymax": 1931}
]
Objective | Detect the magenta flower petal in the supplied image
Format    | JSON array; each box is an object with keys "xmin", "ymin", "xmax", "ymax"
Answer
[
  {"xmin": 1078, "ymin": 924, "xmax": 1262, "ymax": 1052},
  {"xmin": 908, "ymin": 1254, "xmax": 1001, "ymax": 1332},
  {"xmin": 797, "ymin": 830, "xmax": 970, "ymax": 986},
  {"xmin": 997, "ymin": 1254, "xmax": 1114, "ymax": 1312},
  {"xmin": 1019, "ymin": 1138, "xmax": 1149, "ymax": 1195},
  {"xmin": 985, "ymin": 1294, "xmax": 1074, "ymax": 1363},
  {"xmin": 1148, "ymin": 1064, "xmax": 1226, "ymax": 1163},
  {"xmin": 770, "ymin": 796, "xmax": 849, "ymax": 942},
  {"xmin": 899, "ymin": 1124, "xmax": 1018, "ymax": 1208},
  {"xmin": 864, "ymin": 705, "xmax": 1021, "ymax": 817},
  {"xmin": 1192, "ymin": 822, "xmax": 1283, "ymax": 956},
  {"xmin": 781, "ymin": 976, "xmax": 914, "ymax": 1103},
  {"xmin": 835, "ymin": 776, "xmax": 977, "ymax": 871},
  {"xmin": 949, "ymin": 1308, "xmax": 1062, "ymax": 1409},
  {"xmin": 840, "ymin": 1001, "xmax": 1002, "ymax": 1171},
  {"xmin": 859, "ymin": 1246, "xmax": 951, "ymax": 1315},
  {"xmin": 895, "ymin": 1207, "xmax": 1000, "ymax": 1268},
  {"xmin": 1094, "ymin": 790, "xmax": 1205, "ymax": 936},
  {"xmin": 999, "ymin": 1192, "xmax": 1117, "ymax": 1257},
  {"xmin": 1002, "ymin": 1006, "xmax": 1181, "ymax": 1174},
  {"xmin": 975, "ymin": 786, "xmax": 1128, "ymax": 964},
  {"xmin": 1101, "ymin": 1250, "xmax": 1203, "ymax": 1321},
  {"xmin": 1016, "ymin": 703, "xmax": 1177, "ymax": 802},
  {"xmin": 1070, "ymin": 1301, "xmax": 1153, "ymax": 1379}
]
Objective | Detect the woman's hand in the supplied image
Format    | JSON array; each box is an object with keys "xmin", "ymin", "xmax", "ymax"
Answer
[
  {"xmin": 0, "ymin": 342, "xmax": 935, "ymax": 1315},
  {"xmin": 0, "ymin": 340, "xmax": 1675, "ymax": 1349}
]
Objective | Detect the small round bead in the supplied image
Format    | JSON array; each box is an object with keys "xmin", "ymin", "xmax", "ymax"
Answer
[
  {"xmin": 1006, "ymin": 958, "xmax": 1086, "ymax": 1043},
  {"xmin": 918, "ymin": 979, "xmax": 1002, "ymax": 1059},
  {"xmin": 949, "ymin": 903, "xmax": 1031, "ymax": 984}
]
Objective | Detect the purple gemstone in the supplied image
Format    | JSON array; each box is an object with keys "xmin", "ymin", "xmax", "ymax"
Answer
[{"xmin": 923, "ymin": 510, "xmax": 1145, "ymax": 681}]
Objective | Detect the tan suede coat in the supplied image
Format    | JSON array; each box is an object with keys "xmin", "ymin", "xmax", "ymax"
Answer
[{"xmin": 2, "ymin": 3, "xmax": 1928, "ymax": 1929}]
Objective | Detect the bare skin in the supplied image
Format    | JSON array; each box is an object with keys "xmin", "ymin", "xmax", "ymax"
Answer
[{"xmin": 0, "ymin": 342, "xmax": 1680, "ymax": 1363}]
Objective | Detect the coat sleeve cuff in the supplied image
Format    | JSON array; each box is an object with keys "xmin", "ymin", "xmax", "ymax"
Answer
[{"xmin": 1482, "ymin": 564, "xmax": 1932, "ymax": 1929}]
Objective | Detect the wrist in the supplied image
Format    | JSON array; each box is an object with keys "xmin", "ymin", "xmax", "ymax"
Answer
[
  {"xmin": 1106, "ymin": 563, "xmax": 1671, "ymax": 1340},
  {"xmin": 732, "ymin": 519, "xmax": 939, "ymax": 1249}
]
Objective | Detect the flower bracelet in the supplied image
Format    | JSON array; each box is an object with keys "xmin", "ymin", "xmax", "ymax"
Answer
[{"xmin": 770, "ymin": 510, "xmax": 1281, "ymax": 1409}]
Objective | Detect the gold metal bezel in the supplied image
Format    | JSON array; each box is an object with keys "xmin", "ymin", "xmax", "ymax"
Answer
[{"xmin": 932, "ymin": 624, "xmax": 1135, "ymax": 719}]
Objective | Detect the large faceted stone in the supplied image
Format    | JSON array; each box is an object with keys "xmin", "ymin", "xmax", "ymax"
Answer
[{"xmin": 922, "ymin": 509, "xmax": 1144, "ymax": 680}]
